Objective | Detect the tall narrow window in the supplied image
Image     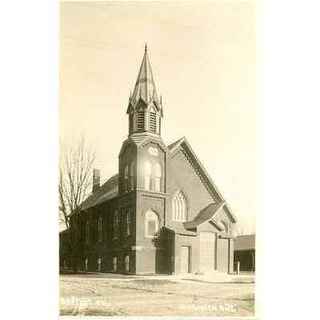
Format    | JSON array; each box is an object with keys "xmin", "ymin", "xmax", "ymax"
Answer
[
  {"xmin": 172, "ymin": 191, "xmax": 187, "ymax": 222},
  {"xmin": 145, "ymin": 210, "xmax": 159, "ymax": 238},
  {"xmin": 124, "ymin": 165, "xmax": 129, "ymax": 192},
  {"xmin": 144, "ymin": 161, "xmax": 152, "ymax": 190},
  {"xmin": 113, "ymin": 257, "xmax": 117, "ymax": 272},
  {"xmin": 84, "ymin": 257, "xmax": 88, "ymax": 271},
  {"xmin": 97, "ymin": 257, "xmax": 102, "ymax": 272},
  {"xmin": 137, "ymin": 111, "xmax": 145, "ymax": 131},
  {"xmin": 125, "ymin": 255, "xmax": 130, "ymax": 273},
  {"xmin": 85, "ymin": 221, "xmax": 90, "ymax": 244},
  {"xmin": 113, "ymin": 211, "xmax": 119, "ymax": 239},
  {"xmin": 154, "ymin": 163, "xmax": 162, "ymax": 192},
  {"xmin": 126, "ymin": 209, "xmax": 131, "ymax": 236},
  {"xmin": 129, "ymin": 162, "xmax": 135, "ymax": 190},
  {"xmin": 98, "ymin": 216, "xmax": 103, "ymax": 242}
]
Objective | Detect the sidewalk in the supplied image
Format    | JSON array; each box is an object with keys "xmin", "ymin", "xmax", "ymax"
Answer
[
  {"xmin": 60, "ymin": 271, "xmax": 255, "ymax": 284},
  {"xmin": 179, "ymin": 271, "xmax": 255, "ymax": 284}
]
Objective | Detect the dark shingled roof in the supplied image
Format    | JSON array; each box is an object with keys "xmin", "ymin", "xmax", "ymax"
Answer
[
  {"xmin": 80, "ymin": 174, "xmax": 119, "ymax": 210},
  {"xmin": 234, "ymin": 234, "xmax": 255, "ymax": 251}
]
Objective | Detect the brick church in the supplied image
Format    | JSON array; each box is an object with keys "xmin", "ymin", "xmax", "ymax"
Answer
[{"xmin": 62, "ymin": 46, "xmax": 237, "ymax": 275}]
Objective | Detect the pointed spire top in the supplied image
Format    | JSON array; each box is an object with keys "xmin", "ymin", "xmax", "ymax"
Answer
[{"xmin": 128, "ymin": 45, "xmax": 161, "ymax": 110}]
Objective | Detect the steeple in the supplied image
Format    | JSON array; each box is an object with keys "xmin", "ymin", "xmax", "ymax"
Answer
[{"xmin": 127, "ymin": 46, "xmax": 163, "ymax": 136}]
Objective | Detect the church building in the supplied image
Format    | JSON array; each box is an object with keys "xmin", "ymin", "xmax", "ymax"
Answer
[{"xmin": 66, "ymin": 46, "xmax": 237, "ymax": 275}]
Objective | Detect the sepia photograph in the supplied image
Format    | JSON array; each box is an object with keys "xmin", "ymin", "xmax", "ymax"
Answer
[
  {"xmin": 4, "ymin": 1, "xmax": 320, "ymax": 320},
  {"xmin": 59, "ymin": 0, "xmax": 256, "ymax": 317}
]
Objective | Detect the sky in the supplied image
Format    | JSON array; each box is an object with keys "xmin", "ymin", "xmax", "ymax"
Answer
[{"xmin": 60, "ymin": 0, "xmax": 256, "ymax": 234}]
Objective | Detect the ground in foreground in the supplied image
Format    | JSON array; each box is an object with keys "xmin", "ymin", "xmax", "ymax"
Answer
[{"xmin": 60, "ymin": 273, "xmax": 254, "ymax": 317}]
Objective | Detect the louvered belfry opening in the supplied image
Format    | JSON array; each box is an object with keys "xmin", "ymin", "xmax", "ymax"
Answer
[
  {"xmin": 137, "ymin": 111, "xmax": 145, "ymax": 132},
  {"xmin": 149, "ymin": 112, "xmax": 157, "ymax": 134}
]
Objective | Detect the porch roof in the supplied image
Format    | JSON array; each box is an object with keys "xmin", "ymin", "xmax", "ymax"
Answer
[{"xmin": 183, "ymin": 201, "xmax": 225, "ymax": 230}]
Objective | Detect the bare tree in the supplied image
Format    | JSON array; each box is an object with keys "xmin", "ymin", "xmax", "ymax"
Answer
[{"xmin": 59, "ymin": 136, "xmax": 95, "ymax": 229}]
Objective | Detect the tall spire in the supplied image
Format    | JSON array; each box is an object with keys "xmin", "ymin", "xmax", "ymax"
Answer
[
  {"xmin": 127, "ymin": 46, "xmax": 163, "ymax": 137},
  {"xmin": 127, "ymin": 45, "xmax": 161, "ymax": 112}
]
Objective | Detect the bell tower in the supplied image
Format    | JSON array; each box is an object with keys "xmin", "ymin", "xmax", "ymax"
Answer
[
  {"xmin": 119, "ymin": 45, "xmax": 169, "ymax": 274},
  {"xmin": 126, "ymin": 44, "xmax": 163, "ymax": 136}
]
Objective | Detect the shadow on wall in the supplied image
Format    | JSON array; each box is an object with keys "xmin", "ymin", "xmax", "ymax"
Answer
[{"xmin": 153, "ymin": 227, "xmax": 175, "ymax": 274}]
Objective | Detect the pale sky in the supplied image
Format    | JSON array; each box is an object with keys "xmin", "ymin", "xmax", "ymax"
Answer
[{"xmin": 60, "ymin": 1, "xmax": 256, "ymax": 234}]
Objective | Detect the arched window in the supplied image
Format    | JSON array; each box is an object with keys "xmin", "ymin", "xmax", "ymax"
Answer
[
  {"xmin": 98, "ymin": 216, "xmax": 103, "ymax": 242},
  {"xmin": 144, "ymin": 161, "xmax": 152, "ymax": 190},
  {"xmin": 113, "ymin": 211, "xmax": 119, "ymax": 239},
  {"xmin": 172, "ymin": 191, "xmax": 187, "ymax": 222},
  {"xmin": 85, "ymin": 221, "xmax": 90, "ymax": 244},
  {"xmin": 145, "ymin": 210, "xmax": 159, "ymax": 238},
  {"xmin": 124, "ymin": 165, "xmax": 129, "ymax": 192},
  {"xmin": 129, "ymin": 161, "xmax": 135, "ymax": 190},
  {"xmin": 125, "ymin": 255, "xmax": 130, "ymax": 273},
  {"xmin": 154, "ymin": 163, "xmax": 162, "ymax": 192}
]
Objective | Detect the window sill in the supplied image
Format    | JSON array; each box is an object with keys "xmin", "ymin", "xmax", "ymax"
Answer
[{"xmin": 136, "ymin": 189, "xmax": 169, "ymax": 197}]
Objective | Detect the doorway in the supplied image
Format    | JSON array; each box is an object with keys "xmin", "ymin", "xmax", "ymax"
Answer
[{"xmin": 180, "ymin": 246, "xmax": 190, "ymax": 273}]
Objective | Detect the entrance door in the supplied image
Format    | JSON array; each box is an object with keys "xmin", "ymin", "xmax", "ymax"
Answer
[
  {"xmin": 199, "ymin": 232, "xmax": 216, "ymax": 273},
  {"xmin": 180, "ymin": 246, "xmax": 190, "ymax": 273},
  {"xmin": 216, "ymin": 238, "xmax": 229, "ymax": 272}
]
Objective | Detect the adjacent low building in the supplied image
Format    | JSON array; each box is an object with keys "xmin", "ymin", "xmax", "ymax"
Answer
[{"xmin": 234, "ymin": 234, "xmax": 255, "ymax": 272}]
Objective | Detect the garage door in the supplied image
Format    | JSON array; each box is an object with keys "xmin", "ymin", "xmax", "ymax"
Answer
[
  {"xmin": 180, "ymin": 246, "xmax": 190, "ymax": 273},
  {"xmin": 199, "ymin": 232, "xmax": 216, "ymax": 273}
]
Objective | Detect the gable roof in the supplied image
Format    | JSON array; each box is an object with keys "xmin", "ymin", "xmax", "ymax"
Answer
[
  {"xmin": 234, "ymin": 234, "xmax": 255, "ymax": 250},
  {"xmin": 168, "ymin": 137, "xmax": 236, "ymax": 223},
  {"xmin": 80, "ymin": 174, "xmax": 119, "ymax": 211},
  {"xmin": 183, "ymin": 202, "xmax": 227, "ymax": 229}
]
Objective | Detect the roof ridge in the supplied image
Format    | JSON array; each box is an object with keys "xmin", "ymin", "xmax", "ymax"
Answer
[{"xmin": 80, "ymin": 173, "xmax": 119, "ymax": 210}]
